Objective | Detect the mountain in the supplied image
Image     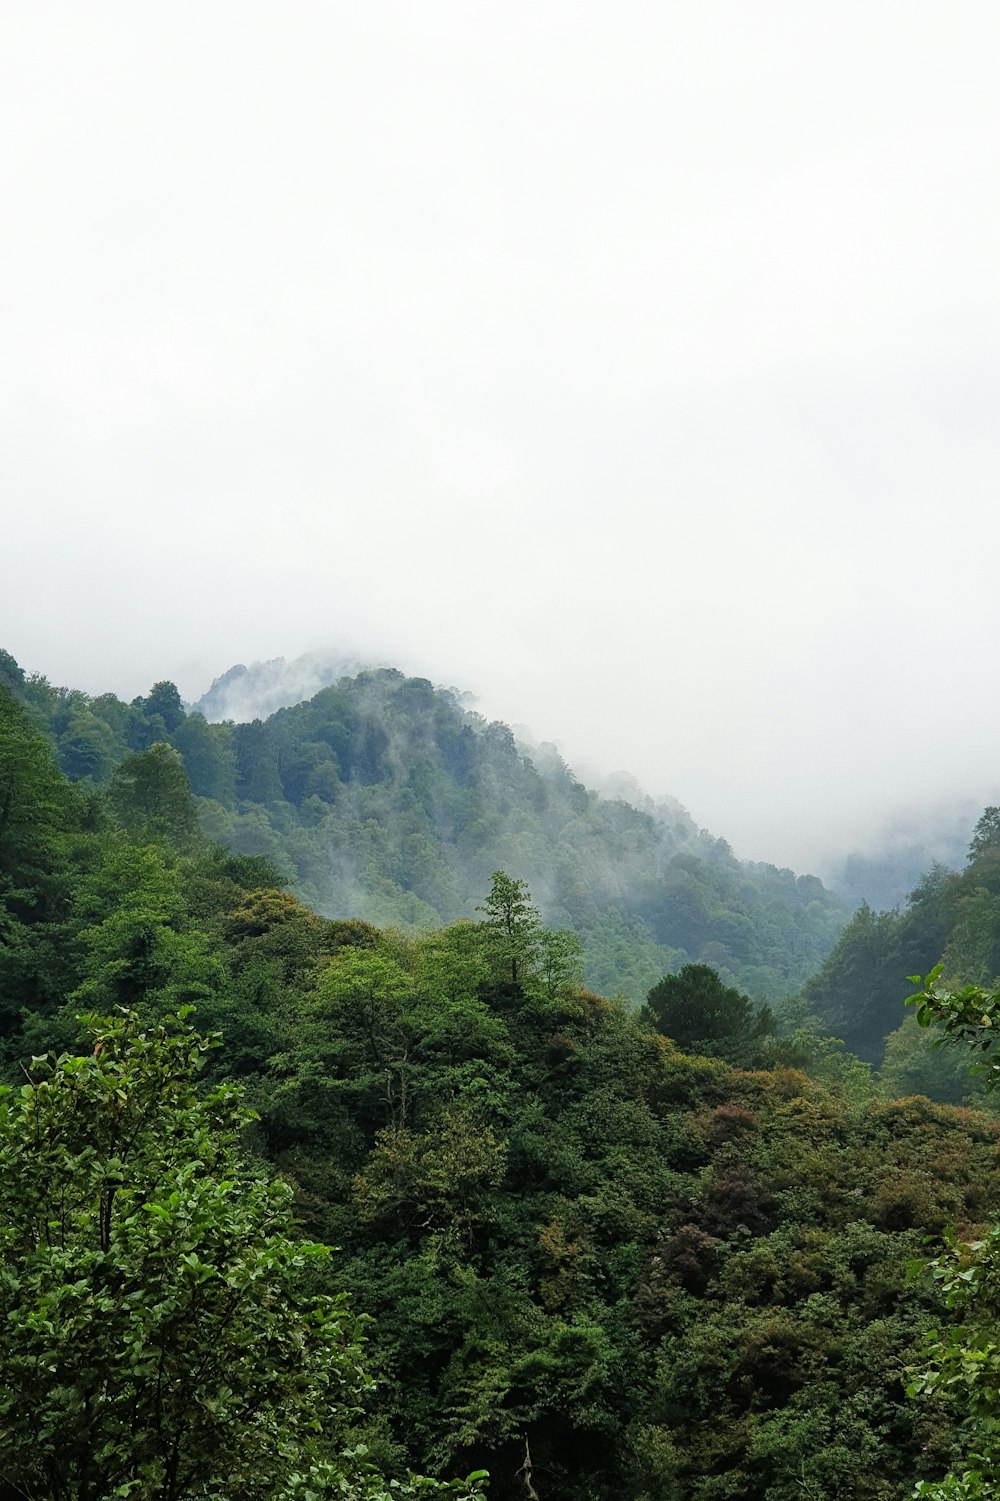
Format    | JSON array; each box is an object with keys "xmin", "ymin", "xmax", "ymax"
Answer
[
  {"xmin": 2, "ymin": 647, "xmax": 847, "ymax": 1004},
  {"xmin": 191, "ymin": 649, "xmax": 375, "ymax": 722}
]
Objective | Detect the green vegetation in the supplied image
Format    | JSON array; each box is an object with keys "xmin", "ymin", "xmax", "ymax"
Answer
[
  {"xmin": 0, "ymin": 1008, "xmax": 486, "ymax": 1500},
  {"xmin": 902, "ymin": 969, "xmax": 1000, "ymax": 1497},
  {"xmin": 2, "ymin": 649, "xmax": 846, "ymax": 1005},
  {"xmin": 642, "ymin": 962, "xmax": 775, "ymax": 1067},
  {"xmin": 802, "ymin": 809, "xmax": 1000, "ymax": 1085},
  {"xmin": 4, "ymin": 662, "xmax": 1000, "ymax": 1498}
]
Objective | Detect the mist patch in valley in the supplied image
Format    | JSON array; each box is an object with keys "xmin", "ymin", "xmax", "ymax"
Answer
[{"xmin": 819, "ymin": 802, "xmax": 982, "ymax": 912}]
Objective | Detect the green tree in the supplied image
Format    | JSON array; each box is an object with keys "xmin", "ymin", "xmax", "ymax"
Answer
[
  {"xmin": 643, "ymin": 963, "xmax": 774, "ymax": 1066},
  {"xmin": 802, "ymin": 902, "xmax": 910, "ymax": 1063},
  {"xmin": 477, "ymin": 872, "xmax": 540, "ymax": 987},
  {"xmin": 67, "ymin": 842, "xmax": 222, "ymax": 1016},
  {"xmin": 57, "ymin": 706, "xmax": 117, "ymax": 782},
  {"xmin": 879, "ymin": 1014, "xmax": 979, "ymax": 1106},
  {"xmin": 170, "ymin": 713, "xmax": 237, "ymax": 807},
  {"xmin": 234, "ymin": 720, "xmax": 284, "ymax": 805},
  {"xmin": 967, "ymin": 806, "xmax": 1000, "ymax": 865},
  {"xmin": 0, "ymin": 1007, "xmax": 487, "ymax": 1501},
  {"xmin": 142, "ymin": 679, "xmax": 186, "ymax": 734},
  {"xmin": 316, "ymin": 947, "xmax": 414, "ymax": 1070},
  {"xmin": 0, "ymin": 686, "xmax": 80, "ymax": 905},
  {"xmin": 109, "ymin": 743, "xmax": 201, "ymax": 849},
  {"xmin": 0, "ymin": 647, "xmax": 25, "ymax": 696},
  {"xmin": 0, "ymin": 687, "xmax": 85, "ymax": 1029},
  {"xmin": 537, "ymin": 928, "xmax": 584, "ymax": 1000}
]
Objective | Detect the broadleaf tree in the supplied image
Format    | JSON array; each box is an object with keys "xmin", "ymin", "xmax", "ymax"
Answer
[{"xmin": 0, "ymin": 1007, "xmax": 487, "ymax": 1501}]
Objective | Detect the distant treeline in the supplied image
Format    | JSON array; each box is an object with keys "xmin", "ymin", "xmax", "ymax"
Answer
[
  {"xmin": 0, "ymin": 647, "xmax": 846, "ymax": 1006},
  {"xmin": 802, "ymin": 809, "xmax": 1000, "ymax": 1104}
]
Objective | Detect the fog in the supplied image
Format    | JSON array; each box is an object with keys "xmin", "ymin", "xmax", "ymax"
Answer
[{"xmin": 4, "ymin": 3, "xmax": 1000, "ymax": 874}]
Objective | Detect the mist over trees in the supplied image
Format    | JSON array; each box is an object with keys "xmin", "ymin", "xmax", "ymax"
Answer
[
  {"xmin": 825, "ymin": 811, "xmax": 977, "ymax": 915},
  {"xmin": 14, "ymin": 640, "xmax": 1000, "ymax": 1101},
  {"xmin": 192, "ymin": 651, "xmax": 375, "ymax": 725},
  {"xmin": 800, "ymin": 810, "xmax": 1000, "ymax": 1102},
  {"xmin": 4, "ymin": 650, "xmax": 846, "ymax": 1008}
]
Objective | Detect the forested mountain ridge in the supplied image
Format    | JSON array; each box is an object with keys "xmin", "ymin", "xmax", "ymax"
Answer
[
  {"xmin": 0, "ymin": 647, "xmax": 846, "ymax": 1004},
  {"xmin": 1, "ymin": 673, "xmax": 998, "ymax": 1499}
]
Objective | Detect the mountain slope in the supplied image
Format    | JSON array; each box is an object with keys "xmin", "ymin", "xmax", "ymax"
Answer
[
  {"xmin": 803, "ymin": 812, "xmax": 1000, "ymax": 1082},
  {"xmin": 0, "ymin": 676, "xmax": 989, "ymax": 1500},
  {"xmin": 2, "ymin": 648, "xmax": 847, "ymax": 1003}
]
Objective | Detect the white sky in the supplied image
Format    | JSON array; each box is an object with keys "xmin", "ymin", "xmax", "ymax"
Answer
[{"xmin": 3, "ymin": 2, "xmax": 1000, "ymax": 871}]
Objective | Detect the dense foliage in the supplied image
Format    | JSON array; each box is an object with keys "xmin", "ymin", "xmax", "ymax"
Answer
[
  {"xmin": 900, "ymin": 969, "xmax": 1000, "ymax": 1497},
  {"xmin": 0, "ymin": 1010, "xmax": 366, "ymax": 1498},
  {"xmin": 1, "ymin": 648, "xmax": 846, "ymax": 1005},
  {"xmin": 643, "ymin": 962, "xmax": 775, "ymax": 1066},
  {"xmin": 0, "ymin": 1002, "xmax": 487, "ymax": 1500},
  {"xmin": 3, "ymin": 670, "xmax": 1000, "ymax": 1499},
  {"xmin": 803, "ymin": 809, "xmax": 1000, "ymax": 1088}
]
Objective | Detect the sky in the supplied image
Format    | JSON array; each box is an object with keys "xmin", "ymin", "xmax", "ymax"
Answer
[{"xmin": 4, "ymin": 2, "xmax": 1000, "ymax": 872}]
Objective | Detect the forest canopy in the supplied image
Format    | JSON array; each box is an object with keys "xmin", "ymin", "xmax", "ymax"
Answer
[
  {"xmin": 7, "ymin": 654, "xmax": 1000, "ymax": 1497},
  {"xmin": 2, "ymin": 664, "xmax": 999, "ymax": 1498}
]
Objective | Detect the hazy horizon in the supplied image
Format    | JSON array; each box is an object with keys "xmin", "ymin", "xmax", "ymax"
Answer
[{"xmin": 5, "ymin": 4, "xmax": 1000, "ymax": 874}]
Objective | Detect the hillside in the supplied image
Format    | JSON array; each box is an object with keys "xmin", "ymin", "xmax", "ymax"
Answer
[
  {"xmin": 801, "ymin": 809, "xmax": 1000, "ymax": 1098},
  {"xmin": 1, "ymin": 648, "xmax": 846, "ymax": 1003},
  {"xmin": 0, "ymin": 675, "xmax": 995, "ymax": 1499}
]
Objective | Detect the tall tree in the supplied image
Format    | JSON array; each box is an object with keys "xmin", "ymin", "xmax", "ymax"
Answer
[
  {"xmin": 802, "ymin": 902, "xmax": 909, "ymax": 1062},
  {"xmin": 967, "ymin": 806, "xmax": 1000, "ymax": 865},
  {"xmin": 142, "ymin": 679, "xmax": 186, "ymax": 734},
  {"xmin": 108, "ymin": 743, "xmax": 200, "ymax": 849},
  {"xmin": 477, "ymin": 872, "xmax": 541, "ymax": 987},
  {"xmin": 170, "ymin": 712, "xmax": 237, "ymax": 806},
  {"xmin": 0, "ymin": 687, "xmax": 84, "ymax": 1030}
]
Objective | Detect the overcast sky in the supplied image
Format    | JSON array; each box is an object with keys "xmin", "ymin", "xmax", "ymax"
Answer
[{"xmin": 4, "ymin": 2, "xmax": 1000, "ymax": 871}]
